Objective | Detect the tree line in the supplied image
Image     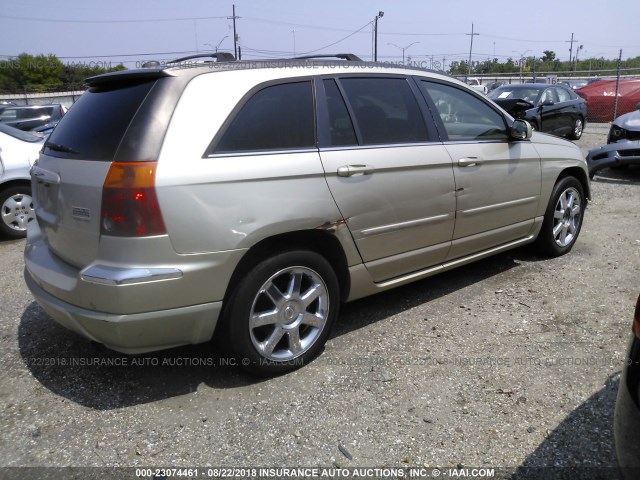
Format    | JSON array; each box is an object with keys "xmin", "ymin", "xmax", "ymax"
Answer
[
  {"xmin": 0, "ymin": 53, "xmax": 125, "ymax": 93},
  {"xmin": 2, "ymin": 51, "xmax": 639, "ymax": 94},
  {"xmin": 448, "ymin": 50, "xmax": 640, "ymax": 76}
]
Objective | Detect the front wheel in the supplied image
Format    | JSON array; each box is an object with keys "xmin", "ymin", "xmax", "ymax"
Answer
[
  {"xmin": 535, "ymin": 176, "xmax": 585, "ymax": 257},
  {"xmin": 225, "ymin": 250, "xmax": 339, "ymax": 376},
  {"xmin": 0, "ymin": 186, "xmax": 35, "ymax": 239}
]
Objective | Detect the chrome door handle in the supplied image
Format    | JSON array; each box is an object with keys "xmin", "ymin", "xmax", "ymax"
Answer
[
  {"xmin": 337, "ymin": 164, "xmax": 375, "ymax": 177},
  {"xmin": 458, "ymin": 158, "xmax": 481, "ymax": 167}
]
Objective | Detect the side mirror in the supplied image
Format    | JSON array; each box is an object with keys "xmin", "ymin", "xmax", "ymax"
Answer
[
  {"xmin": 510, "ymin": 119, "xmax": 532, "ymax": 140},
  {"xmin": 542, "ymin": 99, "xmax": 554, "ymax": 107}
]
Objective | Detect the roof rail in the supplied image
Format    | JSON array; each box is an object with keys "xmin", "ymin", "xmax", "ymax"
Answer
[
  {"xmin": 292, "ymin": 53, "xmax": 363, "ymax": 62},
  {"xmin": 168, "ymin": 52, "xmax": 236, "ymax": 64}
]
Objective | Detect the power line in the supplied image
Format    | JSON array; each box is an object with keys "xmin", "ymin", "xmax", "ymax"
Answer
[
  {"xmin": 298, "ymin": 21, "xmax": 373, "ymax": 56},
  {"xmin": 0, "ymin": 50, "xmax": 196, "ymax": 60},
  {"xmin": 0, "ymin": 14, "xmax": 228, "ymax": 23}
]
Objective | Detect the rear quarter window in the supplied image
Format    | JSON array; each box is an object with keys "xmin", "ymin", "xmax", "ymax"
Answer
[
  {"xmin": 213, "ymin": 81, "xmax": 315, "ymax": 153},
  {"xmin": 44, "ymin": 80, "xmax": 157, "ymax": 161}
]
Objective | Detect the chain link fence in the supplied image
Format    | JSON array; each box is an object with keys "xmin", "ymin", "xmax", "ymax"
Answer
[
  {"xmin": 0, "ymin": 84, "xmax": 85, "ymax": 109},
  {"xmin": 2, "ymin": 68, "xmax": 640, "ymax": 123}
]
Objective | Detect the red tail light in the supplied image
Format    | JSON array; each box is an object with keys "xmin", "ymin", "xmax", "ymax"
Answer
[
  {"xmin": 101, "ymin": 162, "xmax": 166, "ymax": 237},
  {"xmin": 634, "ymin": 293, "xmax": 640, "ymax": 340}
]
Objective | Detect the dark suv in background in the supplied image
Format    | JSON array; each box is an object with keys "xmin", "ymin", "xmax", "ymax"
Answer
[{"xmin": 0, "ymin": 104, "xmax": 66, "ymax": 131}]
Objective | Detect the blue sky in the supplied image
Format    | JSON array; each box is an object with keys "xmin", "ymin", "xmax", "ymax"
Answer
[{"xmin": 1, "ymin": 0, "xmax": 638, "ymax": 69}]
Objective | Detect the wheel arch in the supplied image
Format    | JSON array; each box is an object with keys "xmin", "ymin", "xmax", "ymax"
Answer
[
  {"xmin": 556, "ymin": 166, "xmax": 591, "ymax": 201},
  {"xmin": 222, "ymin": 229, "xmax": 351, "ymax": 309},
  {"xmin": 0, "ymin": 179, "xmax": 32, "ymax": 193}
]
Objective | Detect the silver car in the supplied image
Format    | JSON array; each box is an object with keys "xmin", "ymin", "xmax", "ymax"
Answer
[
  {"xmin": 24, "ymin": 58, "xmax": 590, "ymax": 374},
  {"xmin": 0, "ymin": 123, "xmax": 42, "ymax": 238}
]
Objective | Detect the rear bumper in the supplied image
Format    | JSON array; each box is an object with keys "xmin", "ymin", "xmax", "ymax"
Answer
[
  {"xmin": 587, "ymin": 141, "xmax": 640, "ymax": 178},
  {"xmin": 25, "ymin": 268, "xmax": 222, "ymax": 354},
  {"xmin": 23, "ymin": 221, "xmax": 247, "ymax": 353},
  {"xmin": 614, "ymin": 334, "xmax": 640, "ymax": 479}
]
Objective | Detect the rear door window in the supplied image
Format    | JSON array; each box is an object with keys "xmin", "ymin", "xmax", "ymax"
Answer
[
  {"xmin": 338, "ymin": 77, "xmax": 429, "ymax": 145},
  {"xmin": 214, "ymin": 81, "xmax": 315, "ymax": 153},
  {"xmin": 323, "ymin": 79, "xmax": 357, "ymax": 146},
  {"xmin": 556, "ymin": 86, "xmax": 571, "ymax": 103}
]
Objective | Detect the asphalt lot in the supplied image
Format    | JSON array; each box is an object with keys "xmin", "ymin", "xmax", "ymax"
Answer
[{"xmin": 1, "ymin": 124, "xmax": 639, "ymax": 479}]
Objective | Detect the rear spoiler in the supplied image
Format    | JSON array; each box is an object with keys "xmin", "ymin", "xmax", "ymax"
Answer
[{"xmin": 86, "ymin": 69, "xmax": 172, "ymax": 87}]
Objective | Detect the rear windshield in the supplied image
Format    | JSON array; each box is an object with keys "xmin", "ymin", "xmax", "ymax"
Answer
[
  {"xmin": 489, "ymin": 88, "xmax": 541, "ymax": 104},
  {"xmin": 44, "ymin": 80, "xmax": 156, "ymax": 160}
]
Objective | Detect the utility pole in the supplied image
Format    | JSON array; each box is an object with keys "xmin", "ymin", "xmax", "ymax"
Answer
[
  {"xmin": 566, "ymin": 33, "xmax": 577, "ymax": 65},
  {"xmin": 228, "ymin": 4, "xmax": 239, "ymax": 59},
  {"xmin": 374, "ymin": 11, "xmax": 384, "ymax": 62},
  {"xmin": 466, "ymin": 23, "xmax": 479, "ymax": 80}
]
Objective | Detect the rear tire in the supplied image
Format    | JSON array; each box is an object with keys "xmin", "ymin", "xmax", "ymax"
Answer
[
  {"xmin": 535, "ymin": 176, "xmax": 585, "ymax": 257},
  {"xmin": 569, "ymin": 117, "xmax": 584, "ymax": 140},
  {"xmin": 225, "ymin": 250, "xmax": 339, "ymax": 376},
  {"xmin": 0, "ymin": 186, "xmax": 35, "ymax": 239}
]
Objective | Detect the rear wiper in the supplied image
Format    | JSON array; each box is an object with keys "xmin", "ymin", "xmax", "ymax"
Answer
[{"xmin": 45, "ymin": 143, "xmax": 79, "ymax": 154}]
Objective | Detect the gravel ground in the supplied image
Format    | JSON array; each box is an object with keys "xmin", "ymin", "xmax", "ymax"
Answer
[{"xmin": 1, "ymin": 124, "xmax": 639, "ymax": 479}]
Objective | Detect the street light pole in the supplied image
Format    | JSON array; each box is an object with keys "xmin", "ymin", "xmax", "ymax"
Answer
[
  {"xmin": 388, "ymin": 41, "xmax": 419, "ymax": 65},
  {"xmin": 574, "ymin": 45, "xmax": 583, "ymax": 71},
  {"xmin": 205, "ymin": 35, "xmax": 229, "ymax": 53},
  {"xmin": 374, "ymin": 11, "xmax": 384, "ymax": 62}
]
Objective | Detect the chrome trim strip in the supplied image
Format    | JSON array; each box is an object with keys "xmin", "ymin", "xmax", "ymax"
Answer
[
  {"xmin": 319, "ymin": 141, "xmax": 443, "ymax": 152},
  {"xmin": 375, "ymin": 234, "xmax": 536, "ymax": 289},
  {"xmin": 207, "ymin": 148, "xmax": 318, "ymax": 158},
  {"xmin": 460, "ymin": 196, "xmax": 538, "ymax": 216},
  {"xmin": 361, "ymin": 213, "xmax": 452, "ymax": 236},
  {"xmin": 80, "ymin": 265, "xmax": 183, "ymax": 286}
]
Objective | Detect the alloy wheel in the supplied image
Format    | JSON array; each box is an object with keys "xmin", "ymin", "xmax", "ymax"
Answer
[{"xmin": 249, "ymin": 266, "xmax": 329, "ymax": 362}]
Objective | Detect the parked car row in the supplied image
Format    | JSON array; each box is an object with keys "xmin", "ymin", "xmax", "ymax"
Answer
[{"xmin": 0, "ymin": 104, "xmax": 66, "ymax": 134}]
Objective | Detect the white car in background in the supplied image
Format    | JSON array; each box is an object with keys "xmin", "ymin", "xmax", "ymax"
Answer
[
  {"xmin": 467, "ymin": 77, "xmax": 488, "ymax": 94},
  {"xmin": 0, "ymin": 123, "xmax": 43, "ymax": 238}
]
